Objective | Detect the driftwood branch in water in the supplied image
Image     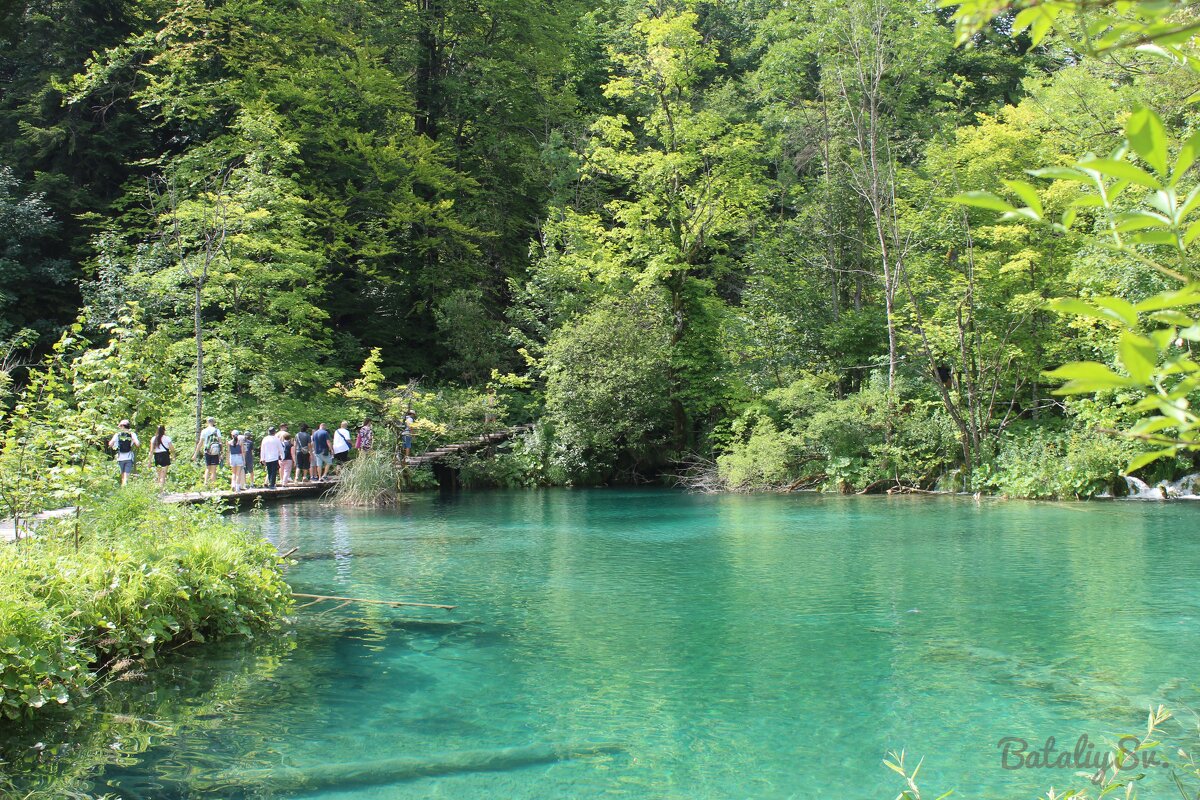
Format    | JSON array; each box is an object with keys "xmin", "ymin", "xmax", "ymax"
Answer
[
  {"xmin": 202, "ymin": 742, "xmax": 624, "ymax": 794},
  {"xmin": 292, "ymin": 592, "xmax": 457, "ymax": 610}
]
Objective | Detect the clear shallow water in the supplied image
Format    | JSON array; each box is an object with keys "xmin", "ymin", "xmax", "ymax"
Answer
[{"xmin": 10, "ymin": 489, "xmax": 1200, "ymax": 798}]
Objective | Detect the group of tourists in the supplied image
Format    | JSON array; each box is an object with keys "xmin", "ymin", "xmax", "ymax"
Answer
[{"xmin": 109, "ymin": 410, "xmax": 417, "ymax": 491}]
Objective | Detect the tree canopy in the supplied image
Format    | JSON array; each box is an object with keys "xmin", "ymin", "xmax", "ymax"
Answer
[{"xmin": 3, "ymin": 0, "xmax": 1200, "ymax": 496}]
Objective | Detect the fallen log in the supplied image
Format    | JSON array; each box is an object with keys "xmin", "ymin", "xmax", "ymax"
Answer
[
  {"xmin": 857, "ymin": 478, "xmax": 894, "ymax": 495},
  {"xmin": 292, "ymin": 592, "xmax": 457, "ymax": 611},
  {"xmin": 201, "ymin": 742, "xmax": 624, "ymax": 794},
  {"xmin": 784, "ymin": 473, "xmax": 825, "ymax": 493}
]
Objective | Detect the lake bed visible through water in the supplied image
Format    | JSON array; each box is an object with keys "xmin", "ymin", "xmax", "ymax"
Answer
[{"xmin": 5, "ymin": 489, "xmax": 1200, "ymax": 798}]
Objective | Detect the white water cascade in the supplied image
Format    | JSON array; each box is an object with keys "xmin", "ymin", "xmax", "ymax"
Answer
[{"xmin": 1124, "ymin": 473, "xmax": 1200, "ymax": 500}]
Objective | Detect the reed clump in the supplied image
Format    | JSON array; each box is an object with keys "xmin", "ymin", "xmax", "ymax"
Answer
[{"xmin": 331, "ymin": 451, "xmax": 401, "ymax": 506}]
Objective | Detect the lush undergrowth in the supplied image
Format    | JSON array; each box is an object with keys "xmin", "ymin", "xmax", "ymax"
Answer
[
  {"xmin": 691, "ymin": 374, "xmax": 1184, "ymax": 500},
  {"xmin": 0, "ymin": 487, "xmax": 291, "ymax": 721}
]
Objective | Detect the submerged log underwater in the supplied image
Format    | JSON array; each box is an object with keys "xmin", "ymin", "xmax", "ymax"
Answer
[{"xmin": 194, "ymin": 741, "xmax": 625, "ymax": 795}]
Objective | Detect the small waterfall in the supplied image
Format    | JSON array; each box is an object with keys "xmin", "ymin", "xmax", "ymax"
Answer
[
  {"xmin": 1124, "ymin": 476, "xmax": 1164, "ymax": 500},
  {"xmin": 1123, "ymin": 473, "xmax": 1200, "ymax": 500},
  {"xmin": 1163, "ymin": 472, "xmax": 1200, "ymax": 499}
]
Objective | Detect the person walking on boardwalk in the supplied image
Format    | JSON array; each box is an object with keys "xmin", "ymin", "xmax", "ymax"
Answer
[
  {"xmin": 109, "ymin": 420, "xmax": 139, "ymax": 486},
  {"xmin": 402, "ymin": 410, "xmax": 416, "ymax": 461},
  {"xmin": 228, "ymin": 430, "xmax": 247, "ymax": 492},
  {"xmin": 149, "ymin": 425, "xmax": 174, "ymax": 488},
  {"xmin": 355, "ymin": 419, "xmax": 374, "ymax": 452},
  {"xmin": 278, "ymin": 426, "xmax": 294, "ymax": 486},
  {"xmin": 294, "ymin": 423, "xmax": 312, "ymax": 483},
  {"xmin": 311, "ymin": 422, "xmax": 333, "ymax": 481},
  {"xmin": 260, "ymin": 426, "xmax": 283, "ymax": 489},
  {"xmin": 243, "ymin": 430, "xmax": 257, "ymax": 488},
  {"xmin": 332, "ymin": 420, "xmax": 353, "ymax": 471},
  {"xmin": 195, "ymin": 417, "xmax": 222, "ymax": 485}
]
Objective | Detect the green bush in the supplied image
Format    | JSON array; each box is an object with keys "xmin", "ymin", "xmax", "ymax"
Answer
[
  {"xmin": 716, "ymin": 419, "xmax": 802, "ymax": 490},
  {"xmin": 715, "ymin": 374, "xmax": 959, "ymax": 492},
  {"xmin": 456, "ymin": 426, "xmax": 569, "ymax": 488},
  {"xmin": 984, "ymin": 424, "xmax": 1142, "ymax": 499},
  {"xmin": 0, "ymin": 487, "xmax": 291, "ymax": 720}
]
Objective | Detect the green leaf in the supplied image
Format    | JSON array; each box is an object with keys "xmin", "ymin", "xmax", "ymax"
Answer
[
  {"xmin": 1061, "ymin": 205, "xmax": 1078, "ymax": 230},
  {"xmin": 1127, "ymin": 229, "xmax": 1178, "ymax": 246},
  {"xmin": 1173, "ymin": 131, "xmax": 1200, "ymax": 187},
  {"xmin": 1149, "ymin": 310, "xmax": 1195, "ymax": 326},
  {"xmin": 1049, "ymin": 298, "xmax": 1135, "ymax": 327},
  {"xmin": 1093, "ymin": 297, "xmax": 1140, "ymax": 328},
  {"xmin": 1028, "ymin": 166, "xmax": 1087, "ymax": 182},
  {"xmin": 1001, "ymin": 179, "xmax": 1043, "ymax": 216},
  {"xmin": 1131, "ymin": 415, "xmax": 1177, "ymax": 436},
  {"xmin": 1077, "ymin": 158, "xmax": 1163, "ymax": 190},
  {"xmin": 1126, "ymin": 448, "xmax": 1176, "ymax": 474},
  {"xmin": 1185, "ymin": 220, "xmax": 1200, "ymax": 247},
  {"xmin": 1070, "ymin": 193, "xmax": 1108, "ymax": 208},
  {"xmin": 1135, "ymin": 285, "xmax": 1200, "ymax": 312},
  {"xmin": 1178, "ymin": 184, "xmax": 1200, "ymax": 221},
  {"xmin": 1043, "ymin": 361, "xmax": 1137, "ymax": 393},
  {"xmin": 1126, "ymin": 107, "xmax": 1169, "ymax": 176},
  {"xmin": 1114, "ymin": 211, "xmax": 1170, "ymax": 232},
  {"xmin": 947, "ymin": 191, "xmax": 1015, "ymax": 213},
  {"xmin": 1118, "ymin": 331, "xmax": 1157, "ymax": 383}
]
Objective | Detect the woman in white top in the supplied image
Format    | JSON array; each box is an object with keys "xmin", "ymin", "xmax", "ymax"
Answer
[{"xmin": 150, "ymin": 425, "xmax": 175, "ymax": 487}]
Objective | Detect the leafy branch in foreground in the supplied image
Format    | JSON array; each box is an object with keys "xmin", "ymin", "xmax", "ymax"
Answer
[
  {"xmin": 947, "ymin": 6, "xmax": 1200, "ymax": 471},
  {"xmin": 940, "ymin": 0, "xmax": 1200, "ymax": 69}
]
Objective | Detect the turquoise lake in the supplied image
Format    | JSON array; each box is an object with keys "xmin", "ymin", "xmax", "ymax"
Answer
[{"xmin": 7, "ymin": 489, "xmax": 1200, "ymax": 798}]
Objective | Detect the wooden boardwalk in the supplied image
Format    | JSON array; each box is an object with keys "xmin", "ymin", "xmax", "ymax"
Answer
[
  {"xmin": 3, "ymin": 483, "xmax": 335, "ymax": 540},
  {"xmin": 0, "ymin": 506, "xmax": 78, "ymax": 542},
  {"xmin": 162, "ymin": 480, "xmax": 336, "ymax": 507},
  {"xmin": 404, "ymin": 424, "xmax": 534, "ymax": 468}
]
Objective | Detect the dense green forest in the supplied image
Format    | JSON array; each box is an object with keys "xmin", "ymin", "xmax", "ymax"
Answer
[{"xmin": 3, "ymin": 0, "xmax": 1200, "ymax": 499}]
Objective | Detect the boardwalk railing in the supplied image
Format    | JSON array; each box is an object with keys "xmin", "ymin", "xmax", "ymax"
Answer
[{"xmin": 404, "ymin": 424, "xmax": 534, "ymax": 468}]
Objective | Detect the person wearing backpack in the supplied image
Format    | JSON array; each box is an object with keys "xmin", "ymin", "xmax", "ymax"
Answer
[
  {"xmin": 108, "ymin": 420, "xmax": 140, "ymax": 486},
  {"xmin": 278, "ymin": 425, "xmax": 294, "ymax": 486},
  {"xmin": 311, "ymin": 423, "xmax": 333, "ymax": 481},
  {"xmin": 294, "ymin": 423, "xmax": 312, "ymax": 483},
  {"xmin": 194, "ymin": 417, "xmax": 222, "ymax": 485}
]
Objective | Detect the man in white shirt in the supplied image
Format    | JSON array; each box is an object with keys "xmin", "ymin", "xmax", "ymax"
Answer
[
  {"xmin": 109, "ymin": 420, "xmax": 139, "ymax": 486},
  {"xmin": 259, "ymin": 426, "xmax": 284, "ymax": 489},
  {"xmin": 332, "ymin": 420, "xmax": 353, "ymax": 472}
]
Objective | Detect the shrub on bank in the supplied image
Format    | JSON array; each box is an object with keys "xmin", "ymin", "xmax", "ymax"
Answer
[
  {"xmin": 984, "ymin": 424, "xmax": 1144, "ymax": 499},
  {"xmin": 0, "ymin": 487, "xmax": 291, "ymax": 720},
  {"xmin": 712, "ymin": 374, "xmax": 959, "ymax": 492}
]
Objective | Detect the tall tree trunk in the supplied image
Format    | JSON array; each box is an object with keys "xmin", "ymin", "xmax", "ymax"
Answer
[
  {"xmin": 668, "ymin": 272, "xmax": 689, "ymax": 452},
  {"xmin": 194, "ymin": 280, "xmax": 204, "ymax": 440},
  {"xmin": 414, "ymin": 0, "xmax": 444, "ymax": 140}
]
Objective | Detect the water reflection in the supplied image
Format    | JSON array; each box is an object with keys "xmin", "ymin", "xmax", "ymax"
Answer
[{"xmin": 5, "ymin": 491, "xmax": 1200, "ymax": 799}]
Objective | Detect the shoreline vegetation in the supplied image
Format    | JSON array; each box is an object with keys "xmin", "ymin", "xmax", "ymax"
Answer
[
  {"xmin": 0, "ymin": 487, "xmax": 291, "ymax": 724},
  {"xmin": 2, "ymin": 0, "xmax": 1200, "ymax": 796}
]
